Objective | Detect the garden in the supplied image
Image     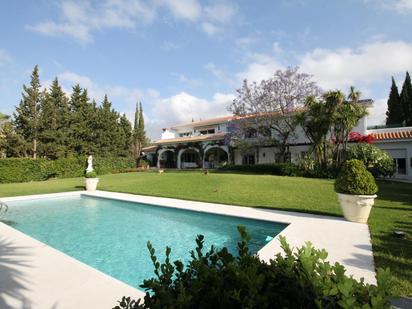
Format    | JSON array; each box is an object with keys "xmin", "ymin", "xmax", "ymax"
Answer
[{"xmin": 0, "ymin": 170, "xmax": 411, "ymax": 299}]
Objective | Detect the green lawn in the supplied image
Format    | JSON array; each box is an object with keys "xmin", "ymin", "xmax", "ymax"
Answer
[{"xmin": 0, "ymin": 171, "xmax": 411, "ymax": 296}]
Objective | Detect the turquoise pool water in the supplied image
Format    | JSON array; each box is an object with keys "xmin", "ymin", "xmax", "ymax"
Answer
[{"xmin": 5, "ymin": 195, "xmax": 286, "ymax": 288}]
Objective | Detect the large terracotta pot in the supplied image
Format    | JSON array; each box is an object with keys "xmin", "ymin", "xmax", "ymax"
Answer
[
  {"xmin": 85, "ymin": 178, "xmax": 99, "ymax": 191},
  {"xmin": 337, "ymin": 193, "xmax": 377, "ymax": 224}
]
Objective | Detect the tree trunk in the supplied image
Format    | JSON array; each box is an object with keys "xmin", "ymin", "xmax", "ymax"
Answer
[{"xmin": 33, "ymin": 139, "xmax": 37, "ymax": 159}]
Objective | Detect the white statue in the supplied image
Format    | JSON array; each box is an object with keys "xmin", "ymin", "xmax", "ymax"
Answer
[{"xmin": 86, "ymin": 155, "xmax": 94, "ymax": 173}]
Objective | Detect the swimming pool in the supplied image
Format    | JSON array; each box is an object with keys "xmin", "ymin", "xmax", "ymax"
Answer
[{"xmin": 4, "ymin": 195, "xmax": 286, "ymax": 288}]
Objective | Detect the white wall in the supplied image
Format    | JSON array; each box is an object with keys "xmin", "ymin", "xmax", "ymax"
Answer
[
  {"xmin": 374, "ymin": 140, "xmax": 412, "ymax": 177},
  {"xmin": 161, "ymin": 129, "xmax": 177, "ymax": 139}
]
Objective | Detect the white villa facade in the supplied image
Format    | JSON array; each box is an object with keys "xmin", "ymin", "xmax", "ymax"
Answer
[{"xmin": 144, "ymin": 99, "xmax": 412, "ymax": 178}]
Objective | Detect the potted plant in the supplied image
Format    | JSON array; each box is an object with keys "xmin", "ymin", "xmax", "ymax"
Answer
[
  {"xmin": 334, "ymin": 159, "xmax": 378, "ymax": 223},
  {"xmin": 85, "ymin": 171, "xmax": 99, "ymax": 191}
]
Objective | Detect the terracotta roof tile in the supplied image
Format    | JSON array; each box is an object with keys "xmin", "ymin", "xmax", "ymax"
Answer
[
  {"xmin": 154, "ymin": 132, "xmax": 227, "ymax": 145},
  {"xmin": 370, "ymin": 129, "xmax": 412, "ymax": 140}
]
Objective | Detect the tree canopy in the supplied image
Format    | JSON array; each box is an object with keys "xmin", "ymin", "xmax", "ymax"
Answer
[
  {"xmin": 1, "ymin": 65, "xmax": 141, "ymax": 159},
  {"xmin": 229, "ymin": 67, "xmax": 321, "ymax": 162}
]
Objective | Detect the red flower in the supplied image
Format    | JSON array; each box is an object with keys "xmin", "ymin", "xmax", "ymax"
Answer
[{"xmin": 348, "ymin": 132, "xmax": 374, "ymax": 144}]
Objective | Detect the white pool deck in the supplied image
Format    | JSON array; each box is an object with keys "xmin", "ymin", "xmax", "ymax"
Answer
[{"xmin": 0, "ymin": 190, "xmax": 376, "ymax": 308}]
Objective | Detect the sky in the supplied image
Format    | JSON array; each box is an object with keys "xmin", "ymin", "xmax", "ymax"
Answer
[{"xmin": 1, "ymin": 0, "xmax": 412, "ymax": 139}]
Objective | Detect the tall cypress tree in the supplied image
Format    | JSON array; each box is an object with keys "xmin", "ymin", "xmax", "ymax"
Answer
[
  {"xmin": 132, "ymin": 102, "xmax": 140, "ymax": 161},
  {"xmin": 14, "ymin": 65, "xmax": 42, "ymax": 158},
  {"xmin": 400, "ymin": 71, "xmax": 412, "ymax": 126},
  {"xmin": 138, "ymin": 102, "xmax": 146, "ymax": 144},
  {"xmin": 386, "ymin": 77, "xmax": 403, "ymax": 125}
]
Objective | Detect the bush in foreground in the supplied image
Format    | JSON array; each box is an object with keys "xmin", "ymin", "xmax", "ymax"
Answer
[{"xmin": 114, "ymin": 227, "xmax": 392, "ymax": 309}]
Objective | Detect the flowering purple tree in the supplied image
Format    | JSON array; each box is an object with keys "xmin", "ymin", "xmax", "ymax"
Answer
[{"xmin": 229, "ymin": 67, "xmax": 321, "ymax": 162}]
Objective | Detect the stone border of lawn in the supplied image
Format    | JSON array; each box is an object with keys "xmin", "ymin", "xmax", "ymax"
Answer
[{"xmin": 0, "ymin": 191, "xmax": 376, "ymax": 308}]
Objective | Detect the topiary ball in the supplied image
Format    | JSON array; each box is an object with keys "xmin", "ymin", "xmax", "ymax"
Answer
[{"xmin": 335, "ymin": 159, "xmax": 378, "ymax": 195}]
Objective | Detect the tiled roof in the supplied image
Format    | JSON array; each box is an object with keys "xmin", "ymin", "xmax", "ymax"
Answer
[
  {"xmin": 142, "ymin": 145, "xmax": 158, "ymax": 153},
  {"xmin": 163, "ymin": 115, "xmax": 234, "ymax": 130},
  {"xmin": 370, "ymin": 129, "xmax": 412, "ymax": 141},
  {"xmin": 154, "ymin": 132, "xmax": 227, "ymax": 145}
]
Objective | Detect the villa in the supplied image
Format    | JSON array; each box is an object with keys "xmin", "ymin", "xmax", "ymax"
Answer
[{"xmin": 144, "ymin": 99, "xmax": 412, "ymax": 178}]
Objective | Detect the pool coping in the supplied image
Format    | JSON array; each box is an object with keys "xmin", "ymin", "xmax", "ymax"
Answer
[{"xmin": 0, "ymin": 191, "xmax": 376, "ymax": 308}]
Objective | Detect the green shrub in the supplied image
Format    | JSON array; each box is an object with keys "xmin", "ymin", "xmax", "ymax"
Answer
[
  {"xmin": 335, "ymin": 159, "xmax": 378, "ymax": 195},
  {"xmin": 0, "ymin": 156, "xmax": 135, "ymax": 183},
  {"xmin": 85, "ymin": 171, "xmax": 97, "ymax": 178},
  {"xmin": 347, "ymin": 144, "xmax": 395, "ymax": 177},
  {"xmin": 114, "ymin": 227, "xmax": 392, "ymax": 309},
  {"xmin": 218, "ymin": 163, "xmax": 300, "ymax": 176}
]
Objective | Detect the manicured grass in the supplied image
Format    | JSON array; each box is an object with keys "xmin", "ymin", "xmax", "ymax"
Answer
[{"xmin": 0, "ymin": 171, "xmax": 411, "ymax": 296}]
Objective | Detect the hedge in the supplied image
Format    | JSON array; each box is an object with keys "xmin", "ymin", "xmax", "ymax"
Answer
[
  {"xmin": 218, "ymin": 163, "xmax": 300, "ymax": 176},
  {"xmin": 218, "ymin": 163, "xmax": 340, "ymax": 179},
  {"xmin": 0, "ymin": 156, "xmax": 135, "ymax": 183}
]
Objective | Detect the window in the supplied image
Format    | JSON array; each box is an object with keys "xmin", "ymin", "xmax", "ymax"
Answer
[
  {"xmin": 182, "ymin": 151, "xmax": 198, "ymax": 163},
  {"xmin": 244, "ymin": 128, "xmax": 257, "ymax": 138},
  {"xmin": 242, "ymin": 154, "xmax": 255, "ymax": 165},
  {"xmin": 179, "ymin": 132, "xmax": 191, "ymax": 137},
  {"xmin": 259, "ymin": 127, "xmax": 271, "ymax": 137},
  {"xmin": 396, "ymin": 158, "xmax": 406, "ymax": 175},
  {"xmin": 199, "ymin": 128, "xmax": 215, "ymax": 135}
]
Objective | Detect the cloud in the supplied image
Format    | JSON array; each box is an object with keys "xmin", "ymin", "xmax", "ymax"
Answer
[
  {"xmin": 29, "ymin": 1, "xmax": 155, "ymax": 43},
  {"xmin": 234, "ymin": 40, "xmax": 412, "ymax": 125},
  {"xmin": 148, "ymin": 91, "xmax": 234, "ymax": 138},
  {"xmin": 202, "ymin": 22, "xmax": 220, "ymax": 36},
  {"xmin": 367, "ymin": 97, "xmax": 387, "ymax": 126},
  {"xmin": 160, "ymin": 40, "xmax": 179, "ymax": 51},
  {"xmin": 299, "ymin": 40, "xmax": 412, "ymax": 89},
  {"xmin": 205, "ymin": 62, "xmax": 236, "ymax": 86},
  {"xmin": 173, "ymin": 73, "xmax": 202, "ymax": 87},
  {"xmin": 29, "ymin": 0, "xmax": 237, "ymax": 42},
  {"xmin": 157, "ymin": 0, "xmax": 201, "ymax": 21},
  {"xmin": 0, "ymin": 49, "xmax": 11, "ymax": 66},
  {"xmin": 236, "ymin": 53, "xmax": 284, "ymax": 83},
  {"xmin": 377, "ymin": 0, "xmax": 412, "ymax": 13},
  {"xmin": 204, "ymin": 2, "xmax": 236, "ymax": 23}
]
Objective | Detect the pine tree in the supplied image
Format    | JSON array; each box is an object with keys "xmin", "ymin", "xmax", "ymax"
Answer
[
  {"xmin": 95, "ymin": 94, "xmax": 122, "ymax": 156},
  {"xmin": 386, "ymin": 77, "xmax": 403, "ymax": 125},
  {"xmin": 14, "ymin": 65, "xmax": 42, "ymax": 158},
  {"xmin": 118, "ymin": 114, "xmax": 132, "ymax": 157},
  {"xmin": 0, "ymin": 122, "xmax": 27, "ymax": 157},
  {"xmin": 400, "ymin": 71, "xmax": 412, "ymax": 126},
  {"xmin": 69, "ymin": 85, "xmax": 95, "ymax": 155},
  {"xmin": 39, "ymin": 78, "xmax": 70, "ymax": 159}
]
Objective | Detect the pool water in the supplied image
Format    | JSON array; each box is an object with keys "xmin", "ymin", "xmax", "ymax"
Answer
[{"xmin": 5, "ymin": 195, "xmax": 286, "ymax": 288}]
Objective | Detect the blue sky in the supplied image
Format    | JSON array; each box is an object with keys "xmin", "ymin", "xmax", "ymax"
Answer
[{"xmin": 1, "ymin": 0, "xmax": 412, "ymax": 138}]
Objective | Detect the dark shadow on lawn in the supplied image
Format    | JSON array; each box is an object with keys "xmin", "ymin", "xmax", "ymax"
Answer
[
  {"xmin": 376, "ymin": 181, "xmax": 412, "ymax": 206},
  {"xmin": 370, "ymin": 218, "xmax": 412, "ymax": 293},
  {"xmin": 0, "ymin": 237, "xmax": 32, "ymax": 309}
]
